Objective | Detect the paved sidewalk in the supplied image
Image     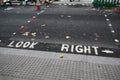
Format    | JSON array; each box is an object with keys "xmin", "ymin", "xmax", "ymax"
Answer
[
  {"xmin": 0, "ymin": 47, "xmax": 120, "ymax": 80},
  {"xmin": 53, "ymin": 0, "xmax": 92, "ymax": 6}
]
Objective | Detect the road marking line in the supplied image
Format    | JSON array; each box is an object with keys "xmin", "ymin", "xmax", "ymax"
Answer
[
  {"xmin": 64, "ymin": 4, "xmax": 67, "ymax": 5},
  {"xmin": 108, "ymin": 23, "xmax": 112, "ymax": 27},
  {"xmin": 33, "ymin": 16, "xmax": 36, "ymax": 18},
  {"xmin": 65, "ymin": 36, "xmax": 71, "ymax": 39},
  {"xmin": 27, "ymin": 20, "xmax": 31, "ymax": 23},
  {"xmin": 59, "ymin": 4, "xmax": 62, "ymax": 5},
  {"xmin": 0, "ymin": 40, "xmax": 1, "ymax": 42},
  {"xmin": 114, "ymin": 39, "xmax": 119, "ymax": 43},
  {"xmin": 44, "ymin": 8, "xmax": 47, "ymax": 10},
  {"xmin": 102, "ymin": 50, "xmax": 114, "ymax": 54},
  {"xmin": 60, "ymin": 15, "xmax": 64, "ymax": 17},
  {"xmin": 111, "ymin": 30, "xmax": 115, "ymax": 33},
  {"xmin": 104, "ymin": 15, "xmax": 107, "ymax": 17},
  {"xmin": 4, "ymin": 7, "xmax": 14, "ymax": 10},
  {"xmin": 67, "ymin": 16, "xmax": 71, "ymax": 18},
  {"xmin": 37, "ymin": 10, "xmax": 45, "ymax": 15},
  {"xmin": 106, "ymin": 19, "xmax": 110, "ymax": 21},
  {"xmin": 13, "ymin": 32, "xmax": 16, "ymax": 35}
]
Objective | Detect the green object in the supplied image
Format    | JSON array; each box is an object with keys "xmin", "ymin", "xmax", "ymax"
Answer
[{"xmin": 92, "ymin": 0, "xmax": 120, "ymax": 7}]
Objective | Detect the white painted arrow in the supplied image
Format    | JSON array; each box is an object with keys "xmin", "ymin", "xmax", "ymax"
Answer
[{"xmin": 102, "ymin": 50, "xmax": 114, "ymax": 54}]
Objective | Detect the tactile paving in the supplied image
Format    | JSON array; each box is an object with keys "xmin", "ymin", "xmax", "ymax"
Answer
[{"xmin": 0, "ymin": 54, "xmax": 120, "ymax": 80}]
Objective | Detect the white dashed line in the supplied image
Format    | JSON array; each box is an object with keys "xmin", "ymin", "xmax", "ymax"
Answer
[
  {"xmin": 114, "ymin": 39, "xmax": 119, "ymax": 43},
  {"xmin": 72, "ymin": 4, "xmax": 75, "ymax": 5},
  {"xmin": 108, "ymin": 23, "xmax": 112, "ymax": 27},
  {"xmin": 67, "ymin": 16, "xmax": 71, "ymax": 18},
  {"xmin": 104, "ymin": 15, "xmax": 107, "ymax": 17},
  {"xmin": 27, "ymin": 21, "xmax": 30, "ymax": 23},
  {"xmin": 104, "ymin": 13, "xmax": 119, "ymax": 44},
  {"xmin": 37, "ymin": 10, "xmax": 45, "ymax": 15},
  {"xmin": 111, "ymin": 30, "xmax": 115, "ymax": 33},
  {"xmin": 0, "ymin": 40, "xmax": 1, "ymax": 42},
  {"xmin": 44, "ymin": 8, "xmax": 47, "ymax": 10},
  {"xmin": 59, "ymin": 4, "xmax": 62, "ymax": 5},
  {"xmin": 4, "ymin": 7, "xmax": 14, "ymax": 10},
  {"xmin": 66, "ymin": 36, "xmax": 71, "ymax": 39},
  {"xmin": 33, "ymin": 16, "xmax": 36, "ymax": 18},
  {"xmin": 21, "ymin": 26, "xmax": 24, "ymax": 28},
  {"xmin": 64, "ymin": 4, "xmax": 67, "ymax": 5},
  {"xmin": 13, "ymin": 32, "xmax": 16, "ymax": 35},
  {"xmin": 106, "ymin": 19, "xmax": 110, "ymax": 21},
  {"xmin": 47, "ymin": 6, "xmax": 49, "ymax": 8},
  {"xmin": 60, "ymin": 15, "xmax": 64, "ymax": 17}
]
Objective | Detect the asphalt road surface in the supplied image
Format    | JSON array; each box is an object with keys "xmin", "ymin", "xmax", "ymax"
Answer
[{"xmin": 0, "ymin": 4, "xmax": 120, "ymax": 57}]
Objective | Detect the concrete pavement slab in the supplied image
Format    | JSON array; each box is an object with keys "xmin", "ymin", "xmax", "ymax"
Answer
[{"xmin": 0, "ymin": 47, "xmax": 120, "ymax": 80}]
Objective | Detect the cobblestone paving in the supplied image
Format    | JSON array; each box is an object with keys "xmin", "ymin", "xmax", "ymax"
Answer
[{"xmin": 0, "ymin": 54, "xmax": 120, "ymax": 80}]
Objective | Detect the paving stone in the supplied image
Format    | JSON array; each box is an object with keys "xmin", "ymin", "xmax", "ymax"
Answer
[{"xmin": 0, "ymin": 54, "xmax": 120, "ymax": 80}]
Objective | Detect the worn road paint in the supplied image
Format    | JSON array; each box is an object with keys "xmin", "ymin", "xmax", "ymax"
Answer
[
  {"xmin": 111, "ymin": 30, "xmax": 115, "ymax": 33},
  {"xmin": 114, "ymin": 39, "xmax": 119, "ymax": 43},
  {"xmin": 1, "ymin": 40, "xmax": 119, "ymax": 58},
  {"xmin": 106, "ymin": 19, "xmax": 110, "ymax": 21},
  {"xmin": 108, "ymin": 23, "xmax": 112, "ymax": 26},
  {"xmin": 4, "ymin": 7, "xmax": 14, "ymax": 10},
  {"xmin": 37, "ymin": 10, "xmax": 45, "ymax": 15}
]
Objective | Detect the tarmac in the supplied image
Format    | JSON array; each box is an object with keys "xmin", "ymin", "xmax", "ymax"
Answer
[{"xmin": 0, "ymin": 1, "xmax": 120, "ymax": 80}]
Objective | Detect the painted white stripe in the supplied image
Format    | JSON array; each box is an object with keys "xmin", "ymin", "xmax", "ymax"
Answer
[
  {"xmin": 27, "ymin": 20, "xmax": 31, "ymax": 23},
  {"xmin": 106, "ymin": 19, "xmax": 110, "ymax": 21},
  {"xmin": 108, "ymin": 24, "xmax": 112, "ymax": 27},
  {"xmin": 4, "ymin": 7, "xmax": 14, "ymax": 10},
  {"xmin": 13, "ymin": 32, "xmax": 16, "ymax": 35},
  {"xmin": 37, "ymin": 10, "xmax": 45, "ymax": 15},
  {"xmin": 64, "ymin": 4, "xmax": 67, "ymax": 5},
  {"xmin": 111, "ymin": 30, "xmax": 115, "ymax": 33},
  {"xmin": 33, "ymin": 16, "xmax": 36, "ymax": 18},
  {"xmin": 102, "ymin": 50, "xmax": 114, "ymax": 54},
  {"xmin": 67, "ymin": 16, "xmax": 71, "ymax": 18},
  {"xmin": 114, "ymin": 39, "xmax": 119, "ymax": 43},
  {"xmin": 59, "ymin": 4, "xmax": 62, "ymax": 5},
  {"xmin": 104, "ymin": 15, "xmax": 107, "ymax": 17}
]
